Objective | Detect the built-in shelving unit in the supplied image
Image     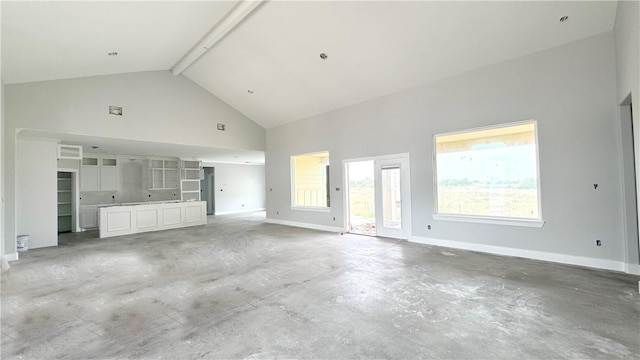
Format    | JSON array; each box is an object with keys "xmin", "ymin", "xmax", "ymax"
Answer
[
  {"xmin": 57, "ymin": 172, "xmax": 73, "ymax": 233},
  {"xmin": 181, "ymin": 160, "xmax": 202, "ymax": 201},
  {"xmin": 149, "ymin": 159, "xmax": 179, "ymax": 190}
]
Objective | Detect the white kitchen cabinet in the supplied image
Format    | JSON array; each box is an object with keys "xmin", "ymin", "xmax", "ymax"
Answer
[
  {"xmin": 100, "ymin": 157, "xmax": 119, "ymax": 191},
  {"xmin": 57, "ymin": 144, "xmax": 83, "ymax": 160},
  {"xmin": 81, "ymin": 157, "xmax": 100, "ymax": 191},
  {"xmin": 81, "ymin": 155, "xmax": 120, "ymax": 191},
  {"xmin": 80, "ymin": 206, "xmax": 98, "ymax": 230}
]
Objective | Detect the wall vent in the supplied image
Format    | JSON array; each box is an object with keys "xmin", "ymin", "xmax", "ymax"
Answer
[{"xmin": 108, "ymin": 106, "xmax": 123, "ymax": 116}]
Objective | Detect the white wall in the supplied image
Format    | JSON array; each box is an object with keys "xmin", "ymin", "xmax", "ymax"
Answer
[
  {"xmin": 17, "ymin": 138, "xmax": 58, "ymax": 249},
  {"xmin": 203, "ymin": 163, "xmax": 265, "ymax": 214},
  {"xmin": 6, "ymin": 71, "xmax": 265, "ymax": 151},
  {"xmin": 1, "ymin": 78, "xmax": 5, "ymax": 258},
  {"xmin": 266, "ymin": 32, "xmax": 627, "ymax": 268},
  {"xmin": 614, "ymin": 0, "xmax": 640, "ymax": 268},
  {"xmin": 4, "ymin": 70, "xmax": 266, "ymax": 256},
  {"xmin": 1, "ymin": 5, "xmax": 5, "ymax": 261}
]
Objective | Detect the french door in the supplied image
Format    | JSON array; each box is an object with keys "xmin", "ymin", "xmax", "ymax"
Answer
[{"xmin": 345, "ymin": 154, "xmax": 411, "ymax": 240}]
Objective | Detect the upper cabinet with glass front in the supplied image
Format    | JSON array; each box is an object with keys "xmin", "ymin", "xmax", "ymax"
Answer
[{"xmin": 80, "ymin": 154, "xmax": 119, "ymax": 191}]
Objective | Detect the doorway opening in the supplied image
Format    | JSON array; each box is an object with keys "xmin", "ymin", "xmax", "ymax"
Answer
[
  {"xmin": 57, "ymin": 170, "xmax": 78, "ymax": 233},
  {"xmin": 202, "ymin": 167, "xmax": 215, "ymax": 215},
  {"xmin": 346, "ymin": 161, "xmax": 376, "ymax": 236},
  {"xmin": 620, "ymin": 95, "xmax": 639, "ymax": 266}
]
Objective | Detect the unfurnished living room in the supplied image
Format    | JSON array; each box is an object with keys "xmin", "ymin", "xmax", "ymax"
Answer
[{"xmin": 1, "ymin": 1, "xmax": 639, "ymax": 359}]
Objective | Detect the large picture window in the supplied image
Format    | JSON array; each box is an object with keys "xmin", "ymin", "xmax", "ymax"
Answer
[
  {"xmin": 434, "ymin": 121, "xmax": 541, "ymax": 223},
  {"xmin": 291, "ymin": 151, "xmax": 330, "ymax": 210}
]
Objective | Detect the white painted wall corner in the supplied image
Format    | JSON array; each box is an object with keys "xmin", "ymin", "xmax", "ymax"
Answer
[{"xmin": 4, "ymin": 252, "xmax": 19, "ymax": 262}]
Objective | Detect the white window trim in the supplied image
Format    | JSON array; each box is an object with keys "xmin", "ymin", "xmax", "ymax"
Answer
[
  {"xmin": 290, "ymin": 150, "xmax": 331, "ymax": 210},
  {"xmin": 433, "ymin": 214, "xmax": 545, "ymax": 228},
  {"xmin": 433, "ymin": 120, "xmax": 544, "ymax": 225},
  {"xmin": 291, "ymin": 206, "xmax": 331, "ymax": 212}
]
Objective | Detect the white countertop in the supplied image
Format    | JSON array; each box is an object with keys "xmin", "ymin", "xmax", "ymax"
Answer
[{"xmin": 94, "ymin": 200, "xmax": 187, "ymax": 208}]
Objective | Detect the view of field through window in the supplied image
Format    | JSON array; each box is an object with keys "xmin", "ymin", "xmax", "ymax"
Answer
[
  {"xmin": 435, "ymin": 122, "xmax": 540, "ymax": 219},
  {"xmin": 346, "ymin": 161, "xmax": 375, "ymax": 235}
]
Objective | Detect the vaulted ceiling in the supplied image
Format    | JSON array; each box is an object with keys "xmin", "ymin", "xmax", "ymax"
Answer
[{"xmin": 2, "ymin": 1, "xmax": 618, "ymax": 130}]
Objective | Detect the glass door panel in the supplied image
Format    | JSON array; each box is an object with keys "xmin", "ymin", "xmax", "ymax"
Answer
[
  {"xmin": 375, "ymin": 156, "xmax": 410, "ymax": 239},
  {"xmin": 381, "ymin": 167, "xmax": 402, "ymax": 229}
]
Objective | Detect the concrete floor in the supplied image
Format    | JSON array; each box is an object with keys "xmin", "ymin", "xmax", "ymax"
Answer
[{"xmin": 2, "ymin": 212, "xmax": 639, "ymax": 359}]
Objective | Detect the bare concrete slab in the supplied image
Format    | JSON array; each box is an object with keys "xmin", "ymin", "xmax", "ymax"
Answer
[{"xmin": 2, "ymin": 212, "xmax": 639, "ymax": 359}]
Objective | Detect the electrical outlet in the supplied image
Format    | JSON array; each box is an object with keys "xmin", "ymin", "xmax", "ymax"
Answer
[
  {"xmin": 333, "ymin": 217, "xmax": 336, "ymax": 221},
  {"xmin": 427, "ymin": 225, "xmax": 431, "ymax": 230},
  {"xmin": 596, "ymin": 240, "xmax": 602, "ymax": 247}
]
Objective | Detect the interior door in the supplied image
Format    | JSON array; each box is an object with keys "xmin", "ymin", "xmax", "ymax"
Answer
[{"xmin": 374, "ymin": 156, "xmax": 411, "ymax": 239}]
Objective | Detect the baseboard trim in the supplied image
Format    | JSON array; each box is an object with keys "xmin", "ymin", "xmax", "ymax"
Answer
[
  {"xmin": 410, "ymin": 236, "xmax": 634, "ymax": 273},
  {"xmin": 625, "ymin": 264, "xmax": 640, "ymax": 275},
  {"xmin": 4, "ymin": 252, "xmax": 19, "ymax": 262},
  {"xmin": 266, "ymin": 218, "xmax": 343, "ymax": 233},
  {"xmin": 214, "ymin": 208, "xmax": 265, "ymax": 216}
]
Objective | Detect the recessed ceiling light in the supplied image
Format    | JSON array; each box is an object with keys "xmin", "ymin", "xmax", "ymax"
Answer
[
  {"xmin": 248, "ymin": 90, "xmax": 254, "ymax": 94},
  {"xmin": 559, "ymin": 16, "xmax": 569, "ymax": 23},
  {"xmin": 320, "ymin": 53, "xmax": 328, "ymax": 60},
  {"xmin": 108, "ymin": 52, "xmax": 118, "ymax": 56}
]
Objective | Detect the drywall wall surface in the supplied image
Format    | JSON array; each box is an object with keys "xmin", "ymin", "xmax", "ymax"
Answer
[
  {"xmin": 16, "ymin": 138, "xmax": 57, "ymax": 249},
  {"xmin": 1, "ymin": 78, "xmax": 5, "ymax": 257},
  {"xmin": 4, "ymin": 129, "xmax": 16, "ymax": 256},
  {"xmin": 5, "ymin": 70, "xmax": 265, "ymax": 151},
  {"xmin": 266, "ymin": 32, "xmax": 624, "ymax": 262},
  {"xmin": 614, "ymin": 0, "xmax": 640, "ymax": 266},
  {"xmin": 204, "ymin": 163, "xmax": 265, "ymax": 214}
]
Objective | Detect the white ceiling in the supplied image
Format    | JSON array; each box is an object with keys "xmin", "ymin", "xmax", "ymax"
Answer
[
  {"xmin": 1, "ymin": 1, "xmax": 619, "ymax": 159},
  {"xmin": 1, "ymin": 0, "xmax": 237, "ymax": 84},
  {"xmin": 184, "ymin": 1, "xmax": 617, "ymax": 128}
]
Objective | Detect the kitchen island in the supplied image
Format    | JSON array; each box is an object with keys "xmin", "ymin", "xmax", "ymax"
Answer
[{"xmin": 98, "ymin": 200, "xmax": 206, "ymax": 238}]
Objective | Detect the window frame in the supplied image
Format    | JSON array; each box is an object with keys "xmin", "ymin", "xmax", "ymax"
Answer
[
  {"xmin": 432, "ymin": 120, "xmax": 544, "ymax": 228},
  {"xmin": 290, "ymin": 151, "xmax": 331, "ymax": 212}
]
